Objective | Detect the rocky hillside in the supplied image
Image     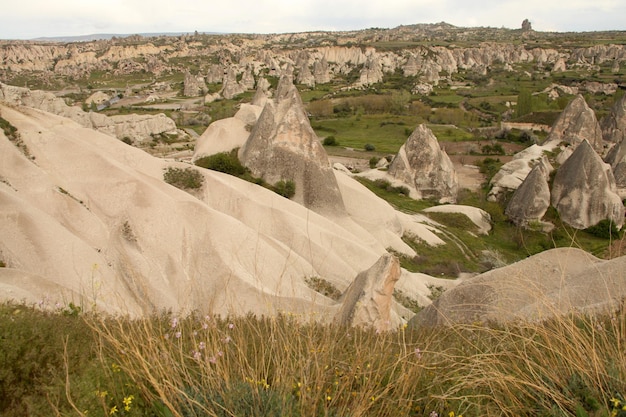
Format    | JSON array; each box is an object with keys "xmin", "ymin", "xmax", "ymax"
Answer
[{"xmin": 2, "ymin": 24, "xmax": 625, "ymax": 96}]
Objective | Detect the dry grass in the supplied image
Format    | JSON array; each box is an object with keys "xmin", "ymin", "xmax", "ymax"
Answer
[
  {"xmin": 3, "ymin": 300, "xmax": 625, "ymax": 417},
  {"xmin": 74, "ymin": 304, "xmax": 626, "ymax": 417}
]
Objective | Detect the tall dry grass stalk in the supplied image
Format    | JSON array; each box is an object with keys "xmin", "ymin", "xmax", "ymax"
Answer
[
  {"xmin": 82, "ymin": 302, "xmax": 626, "ymax": 417},
  {"xmin": 434, "ymin": 304, "xmax": 626, "ymax": 416},
  {"xmin": 88, "ymin": 312, "xmax": 447, "ymax": 416}
]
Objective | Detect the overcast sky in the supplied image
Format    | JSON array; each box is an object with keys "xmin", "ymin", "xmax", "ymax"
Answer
[{"xmin": 1, "ymin": 0, "xmax": 624, "ymax": 40}]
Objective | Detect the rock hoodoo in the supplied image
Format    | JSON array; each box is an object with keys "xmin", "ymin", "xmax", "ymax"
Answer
[
  {"xmin": 387, "ymin": 124, "xmax": 458, "ymax": 203},
  {"xmin": 543, "ymin": 94, "xmax": 604, "ymax": 152},
  {"xmin": 551, "ymin": 140, "xmax": 624, "ymax": 229},
  {"xmin": 238, "ymin": 76, "xmax": 346, "ymax": 214},
  {"xmin": 335, "ymin": 253, "xmax": 402, "ymax": 331},
  {"xmin": 505, "ymin": 160, "xmax": 552, "ymax": 228},
  {"xmin": 605, "ymin": 136, "xmax": 626, "ymax": 188},
  {"xmin": 601, "ymin": 93, "xmax": 626, "ymax": 144},
  {"xmin": 183, "ymin": 71, "xmax": 207, "ymax": 97}
]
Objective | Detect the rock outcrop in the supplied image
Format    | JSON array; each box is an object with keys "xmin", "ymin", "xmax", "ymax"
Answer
[
  {"xmin": 335, "ymin": 254, "xmax": 402, "ymax": 331},
  {"xmin": 601, "ymin": 93, "xmax": 626, "ymax": 144},
  {"xmin": 239, "ymin": 76, "xmax": 346, "ymax": 214},
  {"xmin": 221, "ymin": 67, "xmax": 246, "ymax": 99},
  {"xmin": 411, "ymin": 248, "xmax": 626, "ymax": 326},
  {"xmin": 357, "ymin": 55, "xmax": 384, "ymax": 86},
  {"xmin": 192, "ymin": 103, "xmax": 263, "ymax": 159},
  {"xmin": 388, "ymin": 124, "xmax": 458, "ymax": 203},
  {"xmin": 543, "ymin": 94, "xmax": 604, "ymax": 152},
  {"xmin": 0, "ymin": 83, "xmax": 179, "ymax": 143},
  {"xmin": 183, "ymin": 71, "xmax": 207, "ymax": 97},
  {"xmin": 605, "ymin": 137, "xmax": 626, "ymax": 188},
  {"xmin": 551, "ymin": 140, "xmax": 624, "ymax": 229},
  {"xmin": 505, "ymin": 161, "xmax": 552, "ymax": 228}
]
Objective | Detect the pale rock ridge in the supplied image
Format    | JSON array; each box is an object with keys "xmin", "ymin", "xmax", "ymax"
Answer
[
  {"xmin": 551, "ymin": 140, "xmax": 624, "ymax": 229},
  {"xmin": 0, "ymin": 82, "xmax": 178, "ymax": 143},
  {"xmin": 411, "ymin": 247, "xmax": 626, "ymax": 326},
  {"xmin": 192, "ymin": 103, "xmax": 263, "ymax": 159},
  {"xmin": 239, "ymin": 76, "xmax": 346, "ymax": 214},
  {"xmin": 543, "ymin": 94, "xmax": 604, "ymax": 152},
  {"xmin": 0, "ymin": 104, "xmax": 361, "ymax": 317},
  {"xmin": 3, "ymin": 39, "xmax": 626, "ymax": 88},
  {"xmin": 387, "ymin": 124, "xmax": 458, "ymax": 203},
  {"xmin": 505, "ymin": 161, "xmax": 552, "ymax": 228},
  {"xmin": 100, "ymin": 113, "xmax": 179, "ymax": 144},
  {"xmin": 335, "ymin": 254, "xmax": 402, "ymax": 331},
  {"xmin": 0, "ymin": 102, "xmax": 459, "ymax": 322}
]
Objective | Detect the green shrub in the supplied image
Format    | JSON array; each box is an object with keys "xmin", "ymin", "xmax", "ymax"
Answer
[
  {"xmin": 0, "ymin": 116, "xmax": 18, "ymax": 140},
  {"xmin": 273, "ymin": 180, "xmax": 296, "ymax": 199},
  {"xmin": 373, "ymin": 179, "xmax": 410, "ymax": 195},
  {"xmin": 584, "ymin": 219, "xmax": 622, "ymax": 240},
  {"xmin": 364, "ymin": 143, "xmax": 376, "ymax": 151},
  {"xmin": 477, "ymin": 157, "xmax": 503, "ymax": 185},
  {"xmin": 369, "ymin": 156, "xmax": 381, "ymax": 168},
  {"xmin": 305, "ymin": 276, "xmax": 342, "ymax": 300},
  {"xmin": 393, "ymin": 289, "xmax": 421, "ymax": 314},
  {"xmin": 163, "ymin": 167, "xmax": 204, "ymax": 190},
  {"xmin": 323, "ymin": 136, "xmax": 338, "ymax": 146},
  {"xmin": 194, "ymin": 150, "xmax": 247, "ymax": 176}
]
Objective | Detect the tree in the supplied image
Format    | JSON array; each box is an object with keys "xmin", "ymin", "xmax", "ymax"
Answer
[{"xmin": 516, "ymin": 89, "xmax": 532, "ymax": 118}]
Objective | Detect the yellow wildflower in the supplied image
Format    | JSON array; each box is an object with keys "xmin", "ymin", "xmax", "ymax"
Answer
[{"xmin": 109, "ymin": 405, "xmax": 118, "ymax": 415}]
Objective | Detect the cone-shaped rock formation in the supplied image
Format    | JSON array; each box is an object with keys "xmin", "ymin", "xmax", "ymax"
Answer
[
  {"xmin": 387, "ymin": 124, "xmax": 458, "ymax": 203},
  {"xmin": 239, "ymin": 76, "xmax": 345, "ymax": 214},
  {"xmin": 551, "ymin": 140, "xmax": 624, "ymax": 229}
]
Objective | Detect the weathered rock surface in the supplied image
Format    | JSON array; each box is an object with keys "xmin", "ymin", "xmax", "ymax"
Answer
[
  {"xmin": 2, "ymin": 34, "xmax": 626, "ymax": 93},
  {"xmin": 357, "ymin": 55, "xmax": 384, "ymax": 86},
  {"xmin": 239, "ymin": 76, "xmax": 346, "ymax": 214},
  {"xmin": 0, "ymin": 83, "xmax": 179, "ymax": 143},
  {"xmin": 605, "ymin": 137, "xmax": 626, "ymax": 188},
  {"xmin": 604, "ymin": 95, "xmax": 626, "ymax": 189},
  {"xmin": 0, "ymin": 102, "xmax": 456, "ymax": 321},
  {"xmin": 388, "ymin": 124, "xmax": 458, "ymax": 203},
  {"xmin": 192, "ymin": 103, "xmax": 263, "ymax": 159},
  {"xmin": 183, "ymin": 71, "xmax": 207, "ymax": 97},
  {"xmin": 601, "ymin": 93, "xmax": 626, "ymax": 144},
  {"xmin": 411, "ymin": 247, "xmax": 626, "ymax": 326},
  {"xmin": 505, "ymin": 161, "xmax": 552, "ymax": 227},
  {"xmin": 335, "ymin": 254, "xmax": 402, "ymax": 331},
  {"xmin": 543, "ymin": 94, "xmax": 604, "ymax": 152},
  {"xmin": 221, "ymin": 67, "xmax": 246, "ymax": 99},
  {"xmin": 551, "ymin": 140, "xmax": 624, "ymax": 229}
]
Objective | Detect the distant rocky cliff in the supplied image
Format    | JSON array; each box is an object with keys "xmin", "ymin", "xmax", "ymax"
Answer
[{"xmin": 2, "ymin": 27, "xmax": 624, "ymax": 94}]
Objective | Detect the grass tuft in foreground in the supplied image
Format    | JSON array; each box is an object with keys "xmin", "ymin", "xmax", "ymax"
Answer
[{"xmin": 2, "ymin": 300, "xmax": 626, "ymax": 416}]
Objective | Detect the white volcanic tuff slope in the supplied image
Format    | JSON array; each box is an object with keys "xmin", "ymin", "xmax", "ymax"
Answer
[
  {"xmin": 0, "ymin": 104, "xmax": 444, "ymax": 316},
  {"xmin": 412, "ymin": 247, "xmax": 626, "ymax": 327}
]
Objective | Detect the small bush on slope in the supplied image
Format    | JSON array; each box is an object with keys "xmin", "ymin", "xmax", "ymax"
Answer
[{"xmin": 163, "ymin": 166, "xmax": 204, "ymax": 190}]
